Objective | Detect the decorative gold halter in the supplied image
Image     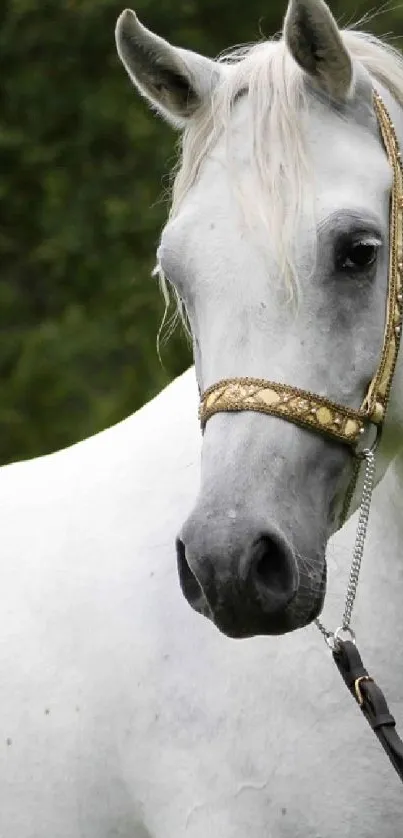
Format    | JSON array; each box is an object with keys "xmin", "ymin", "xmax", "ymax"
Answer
[{"xmin": 199, "ymin": 91, "xmax": 403, "ymax": 447}]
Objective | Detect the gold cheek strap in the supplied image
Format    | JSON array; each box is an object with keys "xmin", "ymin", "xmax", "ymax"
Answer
[{"xmin": 198, "ymin": 91, "xmax": 403, "ymax": 448}]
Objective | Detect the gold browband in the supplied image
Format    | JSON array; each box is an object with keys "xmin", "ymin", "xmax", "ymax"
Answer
[{"xmin": 199, "ymin": 91, "xmax": 403, "ymax": 447}]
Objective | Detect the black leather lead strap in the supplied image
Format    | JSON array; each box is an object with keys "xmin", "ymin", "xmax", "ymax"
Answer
[{"xmin": 333, "ymin": 640, "xmax": 403, "ymax": 783}]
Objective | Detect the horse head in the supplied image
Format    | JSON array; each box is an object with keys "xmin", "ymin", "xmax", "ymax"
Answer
[{"xmin": 116, "ymin": 1, "xmax": 403, "ymax": 637}]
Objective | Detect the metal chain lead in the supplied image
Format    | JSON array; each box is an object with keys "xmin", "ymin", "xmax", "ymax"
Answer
[
  {"xmin": 341, "ymin": 449, "xmax": 376, "ymax": 631},
  {"xmin": 315, "ymin": 448, "xmax": 377, "ymax": 648}
]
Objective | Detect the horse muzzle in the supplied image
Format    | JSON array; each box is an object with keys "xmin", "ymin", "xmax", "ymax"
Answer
[{"xmin": 176, "ymin": 513, "xmax": 325, "ymax": 637}]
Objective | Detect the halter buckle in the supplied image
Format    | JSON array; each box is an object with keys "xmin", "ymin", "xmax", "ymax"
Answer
[{"xmin": 354, "ymin": 675, "xmax": 374, "ymax": 706}]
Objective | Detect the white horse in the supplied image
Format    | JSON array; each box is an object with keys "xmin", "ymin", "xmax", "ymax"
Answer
[{"xmin": 1, "ymin": 1, "xmax": 403, "ymax": 835}]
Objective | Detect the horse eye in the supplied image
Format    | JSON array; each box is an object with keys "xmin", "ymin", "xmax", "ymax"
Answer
[{"xmin": 338, "ymin": 240, "xmax": 379, "ymax": 273}]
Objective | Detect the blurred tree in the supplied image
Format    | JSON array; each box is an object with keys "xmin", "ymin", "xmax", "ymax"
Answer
[{"xmin": 0, "ymin": 0, "xmax": 402, "ymax": 463}]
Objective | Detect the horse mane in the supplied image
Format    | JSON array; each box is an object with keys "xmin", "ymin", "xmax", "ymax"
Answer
[{"xmin": 157, "ymin": 28, "xmax": 403, "ymax": 339}]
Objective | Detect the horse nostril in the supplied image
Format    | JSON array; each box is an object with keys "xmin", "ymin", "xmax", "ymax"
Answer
[
  {"xmin": 176, "ymin": 538, "xmax": 208, "ymax": 612},
  {"xmin": 250, "ymin": 534, "xmax": 298, "ymax": 605}
]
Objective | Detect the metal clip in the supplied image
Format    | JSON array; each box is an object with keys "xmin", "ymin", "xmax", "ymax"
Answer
[{"xmin": 353, "ymin": 422, "xmax": 382, "ymax": 459}]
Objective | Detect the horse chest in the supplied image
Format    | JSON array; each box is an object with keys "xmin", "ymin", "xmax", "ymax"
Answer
[{"xmin": 117, "ymin": 569, "xmax": 403, "ymax": 837}]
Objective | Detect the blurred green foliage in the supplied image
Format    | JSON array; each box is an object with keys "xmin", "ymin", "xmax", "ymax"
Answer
[{"xmin": 1, "ymin": 0, "xmax": 402, "ymax": 463}]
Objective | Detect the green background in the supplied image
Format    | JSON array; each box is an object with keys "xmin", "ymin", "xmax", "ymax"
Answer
[{"xmin": 1, "ymin": 0, "xmax": 401, "ymax": 464}]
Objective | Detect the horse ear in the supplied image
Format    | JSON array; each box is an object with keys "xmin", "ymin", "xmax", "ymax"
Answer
[
  {"xmin": 284, "ymin": 0, "xmax": 352, "ymax": 99},
  {"xmin": 115, "ymin": 10, "xmax": 221, "ymax": 128}
]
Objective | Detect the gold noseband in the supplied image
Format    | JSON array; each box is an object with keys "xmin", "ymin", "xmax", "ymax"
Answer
[{"xmin": 199, "ymin": 91, "xmax": 403, "ymax": 447}]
